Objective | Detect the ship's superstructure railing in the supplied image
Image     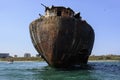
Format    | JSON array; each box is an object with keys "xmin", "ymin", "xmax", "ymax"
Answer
[{"xmin": 41, "ymin": 4, "xmax": 74, "ymax": 17}]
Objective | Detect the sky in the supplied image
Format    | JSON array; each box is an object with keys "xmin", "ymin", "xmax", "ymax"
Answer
[{"xmin": 0, "ymin": 0, "xmax": 120, "ymax": 57}]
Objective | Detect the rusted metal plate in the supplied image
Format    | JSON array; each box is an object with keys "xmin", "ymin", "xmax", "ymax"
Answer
[{"xmin": 29, "ymin": 6, "xmax": 95, "ymax": 68}]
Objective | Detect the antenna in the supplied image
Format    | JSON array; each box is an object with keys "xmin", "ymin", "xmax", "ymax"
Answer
[
  {"xmin": 39, "ymin": 13, "xmax": 42, "ymax": 17},
  {"xmin": 41, "ymin": 3, "xmax": 47, "ymax": 8},
  {"xmin": 41, "ymin": 3, "xmax": 49, "ymax": 11}
]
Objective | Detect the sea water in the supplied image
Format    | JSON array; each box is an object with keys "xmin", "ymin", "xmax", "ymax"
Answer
[{"xmin": 0, "ymin": 61, "xmax": 120, "ymax": 80}]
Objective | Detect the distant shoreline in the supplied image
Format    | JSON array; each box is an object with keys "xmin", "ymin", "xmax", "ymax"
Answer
[
  {"xmin": 88, "ymin": 60, "xmax": 120, "ymax": 62},
  {"xmin": 0, "ymin": 55, "xmax": 120, "ymax": 61},
  {"xmin": 89, "ymin": 55, "xmax": 120, "ymax": 61},
  {"xmin": 0, "ymin": 57, "xmax": 44, "ymax": 61}
]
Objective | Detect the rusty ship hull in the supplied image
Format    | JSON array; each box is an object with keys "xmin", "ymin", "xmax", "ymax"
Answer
[{"xmin": 30, "ymin": 16, "xmax": 94, "ymax": 68}]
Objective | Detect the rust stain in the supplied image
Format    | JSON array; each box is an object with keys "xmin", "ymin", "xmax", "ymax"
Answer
[{"xmin": 29, "ymin": 5, "xmax": 95, "ymax": 68}]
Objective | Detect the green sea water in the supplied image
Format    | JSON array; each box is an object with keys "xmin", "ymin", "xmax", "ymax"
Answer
[{"xmin": 0, "ymin": 61, "xmax": 120, "ymax": 80}]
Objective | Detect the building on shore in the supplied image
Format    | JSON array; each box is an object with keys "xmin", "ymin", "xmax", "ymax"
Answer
[
  {"xmin": 24, "ymin": 53, "xmax": 31, "ymax": 58},
  {"xmin": 0, "ymin": 53, "xmax": 9, "ymax": 58},
  {"xmin": 14, "ymin": 55, "xmax": 18, "ymax": 58}
]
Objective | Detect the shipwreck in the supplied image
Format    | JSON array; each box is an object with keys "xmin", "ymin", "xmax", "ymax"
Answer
[{"xmin": 29, "ymin": 4, "xmax": 95, "ymax": 68}]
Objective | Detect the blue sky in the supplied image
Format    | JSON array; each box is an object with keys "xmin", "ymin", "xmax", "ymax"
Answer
[{"xmin": 0, "ymin": 0, "xmax": 120, "ymax": 57}]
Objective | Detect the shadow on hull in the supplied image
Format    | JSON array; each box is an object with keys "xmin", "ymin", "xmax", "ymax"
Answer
[{"xmin": 29, "ymin": 5, "xmax": 95, "ymax": 68}]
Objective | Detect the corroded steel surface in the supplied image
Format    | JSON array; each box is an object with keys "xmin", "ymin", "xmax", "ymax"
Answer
[{"xmin": 29, "ymin": 6, "xmax": 94, "ymax": 68}]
